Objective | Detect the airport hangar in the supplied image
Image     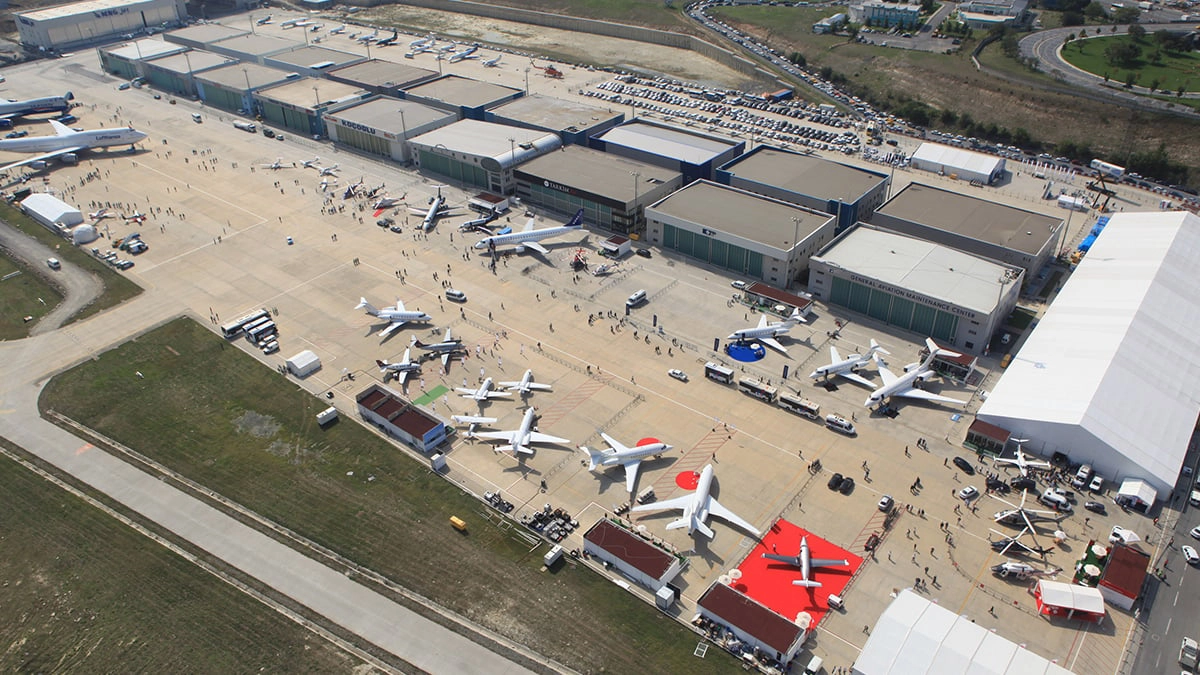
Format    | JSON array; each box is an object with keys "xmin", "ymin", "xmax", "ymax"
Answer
[
  {"xmin": 909, "ymin": 141, "xmax": 1007, "ymax": 185},
  {"xmin": 325, "ymin": 59, "xmax": 440, "ymax": 98},
  {"xmin": 253, "ymin": 77, "xmax": 371, "ymax": 138},
  {"xmin": 513, "ymin": 146, "xmax": 682, "ymax": 235},
  {"xmin": 645, "ymin": 180, "xmax": 837, "ymax": 289},
  {"xmin": 715, "ymin": 145, "xmax": 890, "ymax": 233},
  {"xmin": 204, "ymin": 33, "xmax": 303, "ymax": 65},
  {"xmin": 977, "ymin": 211, "xmax": 1200, "ymax": 498},
  {"xmin": 261, "ymin": 45, "xmax": 365, "ymax": 78},
  {"xmin": 486, "ymin": 94, "xmax": 624, "ymax": 147},
  {"xmin": 140, "ymin": 50, "xmax": 238, "ymax": 97},
  {"xmin": 869, "ymin": 182, "xmax": 1064, "ymax": 280},
  {"xmin": 324, "ymin": 96, "xmax": 456, "ymax": 164},
  {"xmin": 808, "ymin": 224, "xmax": 1023, "ymax": 354},
  {"xmin": 590, "ymin": 119, "xmax": 744, "ymax": 184},
  {"xmin": 408, "ymin": 119, "xmax": 562, "ymax": 196},
  {"xmin": 97, "ymin": 37, "xmax": 186, "ymax": 79},
  {"xmin": 195, "ymin": 62, "xmax": 296, "ymax": 113},
  {"xmin": 399, "ymin": 75, "xmax": 523, "ymax": 121},
  {"xmin": 15, "ymin": 0, "xmax": 188, "ymax": 52},
  {"xmin": 161, "ymin": 22, "xmax": 248, "ymax": 50}
]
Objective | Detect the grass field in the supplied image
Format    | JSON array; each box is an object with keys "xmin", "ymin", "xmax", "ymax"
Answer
[
  {"xmin": 0, "ymin": 250, "xmax": 62, "ymax": 339},
  {"xmin": 39, "ymin": 317, "xmax": 738, "ymax": 674},
  {"xmin": 0, "ymin": 447, "xmax": 359, "ymax": 673},
  {"xmin": 0, "ymin": 202, "xmax": 142, "ymax": 325},
  {"xmin": 1061, "ymin": 35, "xmax": 1200, "ymax": 93}
]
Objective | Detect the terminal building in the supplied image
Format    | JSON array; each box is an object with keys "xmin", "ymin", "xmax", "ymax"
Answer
[
  {"xmin": 909, "ymin": 142, "xmax": 1006, "ymax": 184},
  {"xmin": 400, "ymin": 75, "xmax": 523, "ymax": 120},
  {"xmin": 716, "ymin": 146, "xmax": 890, "ymax": 232},
  {"xmin": 141, "ymin": 49, "xmax": 237, "ymax": 97},
  {"xmin": 97, "ymin": 38, "xmax": 186, "ymax": 79},
  {"xmin": 263, "ymin": 45, "xmax": 364, "ymax": 78},
  {"xmin": 408, "ymin": 119, "xmax": 562, "ymax": 195},
  {"xmin": 195, "ymin": 62, "xmax": 294, "ymax": 113},
  {"xmin": 253, "ymin": 77, "xmax": 370, "ymax": 137},
  {"xmin": 324, "ymin": 97, "xmax": 456, "ymax": 164},
  {"xmin": 591, "ymin": 120, "xmax": 744, "ymax": 184},
  {"xmin": 645, "ymin": 180, "xmax": 837, "ymax": 289},
  {"xmin": 808, "ymin": 224, "xmax": 1023, "ymax": 353},
  {"xmin": 487, "ymin": 94, "xmax": 624, "ymax": 146},
  {"xmin": 870, "ymin": 182, "xmax": 1062, "ymax": 278},
  {"xmin": 16, "ymin": 0, "xmax": 187, "ymax": 52},
  {"xmin": 325, "ymin": 59, "xmax": 439, "ymax": 97}
]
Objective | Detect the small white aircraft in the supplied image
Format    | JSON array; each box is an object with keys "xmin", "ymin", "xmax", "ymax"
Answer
[
  {"xmin": 591, "ymin": 262, "xmax": 618, "ymax": 276},
  {"xmin": 329, "ymin": 24, "xmax": 346, "ymax": 34},
  {"xmin": 448, "ymin": 45, "xmax": 479, "ymax": 63},
  {"xmin": 302, "ymin": 157, "xmax": 339, "ymax": 176},
  {"xmin": 318, "ymin": 176, "xmax": 338, "ymax": 192},
  {"xmin": 87, "ymin": 208, "xmax": 112, "ymax": 221},
  {"xmin": 762, "ymin": 535, "xmax": 849, "ymax": 588},
  {"xmin": 993, "ymin": 440, "xmax": 1052, "ymax": 477},
  {"xmin": 411, "ymin": 328, "xmax": 465, "ymax": 372},
  {"xmin": 372, "ymin": 193, "xmax": 406, "ymax": 217},
  {"xmin": 579, "ymin": 432, "xmax": 672, "ymax": 493},
  {"xmin": 810, "ymin": 339, "xmax": 889, "ymax": 389},
  {"xmin": 0, "ymin": 120, "xmax": 146, "ymax": 174},
  {"xmin": 456, "ymin": 377, "xmax": 512, "ymax": 402},
  {"xmin": 474, "ymin": 209, "xmax": 584, "ymax": 255},
  {"xmin": 255, "ymin": 14, "xmax": 272, "ymax": 25},
  {"xmin": 375, "ymin": 347, "xmax": 420, "ymax": 385},
  {"xmin": 482, "ymin": 55, "xmax": 502, "ymax": 67},
  {"xmin": 410, "ymin": 34, "xmax": 435, "ymax": 49},
  {"xmin": 630, "ymin": 464, "xmax": 760, "ymax": 539},
  {"xmin": 410, "ymin": 186, "xmax": 461, "ymax": 232},
  {"xmin": 727, "ymin": 308, "xmax": 805, "ymax": 354},
  {"xmin": 498, "ymin": 369, "xmax": 552, "ymax": 396},
  {"xmin": 355, "ymin": 297, "xmax": 432, "ymax": 338},
  {"xmin": 461, "ymin": 407, "xmax": 569, "ymax": 455},
  {"xmin": 122, "ymin": 211, "xmax": 146, "ymax": 224},
  {"xmin": 357, "ymin": 30, "xmax": 379, "ymax": 44},
  {"xmin": 865, "ymin": 338, "xmax": 968, "ymax": 409},
  {"xmin": 259, "ymin": 157, "xmax": 293, "ymax": 171}
]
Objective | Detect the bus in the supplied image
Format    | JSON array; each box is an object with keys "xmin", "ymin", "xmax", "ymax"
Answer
[
  {"xmin": 220, "ymin": 308, "xmax": 270, "ymax": 339},
  {"xmin": 245, "ymin": 320, "xmax": 276, "ymax": 345},
  {"xmin": 240, "ymin": 316, "xmax": 271, "ymax": 338},
  {"xmin": 704, "ymin": 362, "xmax": 735, "ymax": 385},
  {"xmin": 778, "ymin": 393, "xmax": 821, "ymax": 420},
  {"xmin": 738, "ymin": 377, "xmax": 777, "ymax": 403}
]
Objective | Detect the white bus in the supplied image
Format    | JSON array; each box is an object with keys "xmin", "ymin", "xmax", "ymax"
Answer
[
  {"xmin": 778, "ymin": 393, "xmax": 821, "ymax": 420},
  {"xmin": 704, "ymin": 362, "xmax": 735, "ymax": 385},
  {"xmin": 738, "ymin": 377, "xmax": 777, "ymax": 403},
  {"xmin": 220, "ymin": 308, "xmax": 270, "ymax": 339},
  {"xmin": 246, "ymin": 320, "xmax": 277, "ymax": 345}
]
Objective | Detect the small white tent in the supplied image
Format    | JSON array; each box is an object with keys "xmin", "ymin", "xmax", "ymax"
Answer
[{"xmin": 20, "ymin": 193, "xmax": 83, "ymax": 230}]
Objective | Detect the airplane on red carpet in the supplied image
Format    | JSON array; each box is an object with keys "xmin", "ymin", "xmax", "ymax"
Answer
[{"xmin": 762, "ymin": 534, "xmax": 849, "ymax": 588}]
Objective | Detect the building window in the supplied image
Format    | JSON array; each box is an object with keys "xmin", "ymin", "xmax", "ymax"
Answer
[{"xmin": 964, "ymin": 341, "xmax": 974, "ymax": 350}]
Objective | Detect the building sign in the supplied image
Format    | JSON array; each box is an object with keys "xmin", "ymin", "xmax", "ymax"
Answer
[
  {"xmin": 340, "ymin": 119, "xmax": 377, "ymax": 135},
  {"xmin": 94, "ymin": 8, "xmax": 129, "ymax": 17},
  {"xmin": 848, "ymin": 272, "xmax": 975, "ymax": 318},
  {"xmin": 701, "ymin": 228, "xmax": 716, "ymax": 236},
  {"xmin": 542, "ymin": 179, "xmax": 576, "ymax": 195}
]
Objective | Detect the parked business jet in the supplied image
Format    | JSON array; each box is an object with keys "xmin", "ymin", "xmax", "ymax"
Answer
[
  {"xmin": 372, "ymin": 192, "xmax": 406, "ymax": 217},
  {"xmin": 410, "ymin": 34, "xmax": 435, "ymax": 49},
  {"xmin": 579, "ymin": 432, "xmax": 672, "ymax": 493},
  {"xmin": 630, "ymin": 464, "xmax": 760, "ymax": 539},
  {"xmin": 302, "ymin": 157, "xmax": 339, "ymax": 176},
  {"xmin": 482, "ymin": 55, "xmax": 502, "ymax": 67},
  {"xmin": 810, "ymin": 339, "xmax": 889, "ymax": 389},
  {"xmin": 0, "ymin": 120, "xmax": 146, "ymax": 173},
  {"xmin": 498, "ymin": 369, "xmax": 552, "ymax": 397},
  {"xmin": 456, "ymin": 377, "xmax": 512, "ymax": 402},
  {"xmin": 473, "ymin": 209, "xmax": 584, "ymax": 255},
  {"xmin": 864, "ymin": 338, "xmax": 967, "ymax": 409},
  {"xmin": 410, "ymin": 186, "xmax": 461, "ymax": 231},
  {"xmin": 355, "ymin": 297, "xmax": 432, "ymax": 338},
  {"xmin": 259, "ymin": 157, "xmax": 293, "ymax": 171},
  {"xmin": 466, "ymin": 407, "xmax": 569, "ymax": 455},
  {"xmin": 411, "ymin": 328, "xmax": 465, "ymax": 372},
  {"xmin": 375, "ymin": 31, "xmax": 399, "ymax": 47},
  {"xmin": 255, "ymin": 14, "xmax": 272, "ymax": 25},
  {"xmin": 762, "ymin": 535, "xmax": 849, "ymax": 588},
  {"xmin": 993, "ymin": 440, "xmax": 1051, "ymax": 477},
  {"xmin": 329, "ymin": 24, "xmax": 346, "ymax": 34},
  {"xmin": 457, "ymin": 211, "xmax": 500, "ymax": 233},
  {"xmin": 448, "ymin": 44, "xmax": 479, "ymax": 63},
  {"xmin": 727, "ymin": 308, "xmax": 805, "ymax": 354},
  {"xmin": 376, "ymin": 347, "xmax": 420, "ymax": 385}
]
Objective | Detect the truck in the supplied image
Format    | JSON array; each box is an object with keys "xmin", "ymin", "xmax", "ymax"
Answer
[
  {"xmin": 233, "ymin": 121, "xmax": 257, "ymax": 133},
  {"xmin": 1089, "ymin": 158, "xmax": 1125, "ymax": 179},
  {"xmin": 1180, "ymin": 636, "xmax": 1198, "ymax": 669}
]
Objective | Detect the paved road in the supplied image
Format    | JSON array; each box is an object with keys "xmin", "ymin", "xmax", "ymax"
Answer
[{"xmin": 0, "ymin": 219, "xmax": 102, "ymax": 334}]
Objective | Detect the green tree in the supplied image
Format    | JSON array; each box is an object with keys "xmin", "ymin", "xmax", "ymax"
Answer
[
  {"xmin": 1128, "ymin": 23, "xmax": 1146, "ymax": 40},
  {"xmin": 1148, "ymin": 77, "xmax": 1161, "ymax": 93},
  {"xmin": 1112, "ymin": 6, "xmax": 1140, "ymax": 23},
  {"xmin": 1082, "ymin": 2, "xmax": 1107, "ymax": 20},
  {"xmin": 788, "ymin": 51, "xmax": 807, "ymax": 67},
  {"xmin": 939, "ymin": 108, "xmax": 958, "ymax": 125},
  {"xmin": 1062, "ymin": 11, "xmax": 1085, "ymax": 26},
  {"xmin": 1105, "ymin": 40, "xmax": 1141, "ymax": 69}
]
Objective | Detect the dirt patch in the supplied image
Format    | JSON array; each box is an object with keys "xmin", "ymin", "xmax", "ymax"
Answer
[{"xmin": 232, "ymin": 411, "xmax": 280, "ymax": 439}]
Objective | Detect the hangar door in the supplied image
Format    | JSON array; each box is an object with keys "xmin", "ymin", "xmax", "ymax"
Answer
[{"xmin": 829, "ymin": 276, "xmax": 957, "ymax": 342}]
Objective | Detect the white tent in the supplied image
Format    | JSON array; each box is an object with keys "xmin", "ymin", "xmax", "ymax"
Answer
[
  {"xmin": 909, "ymin": 142, "xmax": 1005, "ymax": 184},
  {"xmin": 1117, "ymin": 478, "xmax": 1157, "ymax": 509},
  {"xmin": 20, "ymin": 193, "xmax": 83, "ymax": 230},
  {"xmin": 1036, "ymin": 580, "xmax": 1105, "ymax": 619},
  {"xmin": 71, "ymin": 223, "xmax": 98, "ymax": 244}
]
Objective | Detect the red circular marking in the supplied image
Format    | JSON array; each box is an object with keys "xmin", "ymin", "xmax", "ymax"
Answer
[
  {"xmin": 636, "ymin": 437, "xmax": 661, "ymax": 447},
  {"xmin": 676, "ymin": 470, "xmax": 701, "ymax": 490}
]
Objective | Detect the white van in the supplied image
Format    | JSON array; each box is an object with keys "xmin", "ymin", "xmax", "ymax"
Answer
[
  {"xmin": 825, "ymin": 414, "xmax": 856, "ymax": 436},
  {"xmin": 445, "ymin": 288, "xmax": 467, "ymax": 302},
  {"xmin": 1072, "ymin": 464, "xmax": 1092, "ymax": 489},
  {"xmin": 191, "ymin": 113, "xmax": 202, "ymax": 123},
  {"xmin": 803, "ymin": 654, "xmax": 823, "ymax": 674},
  {"xmin": 626, "ymin": 289, "xmax": 647, "ymax": 307},
  {"xmin": 1040, "ymin": 489, "xmax": 1071, "ymax": 511},
  {"xmin": 1189, "ymin": 490, "xmax": 1200, "ymax": 507}
]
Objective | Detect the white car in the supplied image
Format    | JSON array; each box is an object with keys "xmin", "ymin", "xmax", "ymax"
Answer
[
  {"xmin": 46, "ymin": 257, "xmax": 60, "ymax": 270},
  {"xmin": 958, "ymin": 486, "xmax": 979, "ymax": 501},
  {"xmin": 878, "ymin": 495, "xmax": 894, "ymax": 512},
  {"xmin": 667, "ymin": 369, "xmax": 688, "ymax": 382},
  {"xmin": 1184, "ymin": 545, "xmax": 1200, "ymax": 566},
  {"xmin": 730, "ymin": 280, "xmax": 747, "ymax": 290}
]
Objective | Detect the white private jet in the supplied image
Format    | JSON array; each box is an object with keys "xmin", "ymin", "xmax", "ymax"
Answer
[
  {"xmin": 579, "ymin": 432, "xmax": 672, "ymax": 493},
  {"xmin": 410, "ymin": 34, "xmax": 435, "ymax": 49},
  {"xmin": 329, "ymin": 24, "xmax": 346, "ymax": 34},
  {"xmin": 411, "ymin": 328, "xmax": 465, "ymax": 372},
  {"xmin": 865, "ymin": 338, "xmax": 968, "ymax": 409},
  {"xmin": 318, "ymin": 176, "xmax": 338, "ymax": 192},
  {"xmin": 87, "ymin": 208, "xmax": 113, "ymax": 221},
  {"xmin": 372, "ymin": 193, "xmax": 406, "ymax": 217},
  {"xmin": 303, "ymin": 157, "xmax": 339, "ymax": 176},
  {"xmin": 460, "ymin": 407, "xmax": 570, "ymax": 455},
  {"xmin": 482, "ymin": 55, "xmax": 502, "ymax": 67},
  {"xmin": 355, "ymin": 297, "xmax": 432, "ymax": 338},
  {"xmin": 0, "ymin": 120, "xmax": 146, "ymax": 173},
  {"xmin": 260, "ymin": 157, "xmax": 293, "ymax": 171},
  {"xmin": 994, "ymin": 440, "xmax": 1052, "ymax": 477},
  {"xmin": 375, "ymin": 347, "xmax": 420, "ymax": 385},
  {"xmin": 456, "ymin": 377, "xmax": 512, "ymax": 402},
  {"xmin": 630, "ymin": 464, "xmax": 760, "ymax": 539},
  {"xmin": 410, "ymin": 186, "xmax": 461, "ymax": 231},
  {"xmin": 474, "ymin": 209, "xmax": 584, "ymax": 255},
  {"xmin": 762, "ymin": 535, "xmax": 849, "ymax": 588},
  {"xmin": 810, "ymin": 339, "xmax": 889, "ymax": 389},
  {"xmin": 727, "ymin": 308, "xmax": 805, "ymax": 354},
  {"xmin": 498, "ymin": 369, "xmax": 552, "ymax": 397},
  {"xmin": 448, "ymin": 45, "xmax": 479, "ymax": 63}
]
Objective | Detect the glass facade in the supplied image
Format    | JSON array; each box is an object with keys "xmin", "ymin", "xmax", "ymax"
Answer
[
  {"xmin": 335, "ymin": 125, "xmax": 391, "ymax": 157},
  {"xmin": 419, "ymin": 150, "xmax": 490, "ymax": 191},
  {"xmin": 663, "ymin": 224, "xmax": 763, "ymax": 278},
  {"xmin": 829, "ymin": 275, "xmax": 958, "ymax": 342},
  {"xmin": 524, "ymin": 181, "xmax": 616, "ymax": 231}
]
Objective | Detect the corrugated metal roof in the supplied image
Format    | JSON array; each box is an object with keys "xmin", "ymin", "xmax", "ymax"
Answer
[
  {"xmin": 598, "ymin": 121, "xmax": 736, "ymax": 164},
  {"xmin": 911, "ymin": 142, "xmax": 1004, "ymax": 177}
]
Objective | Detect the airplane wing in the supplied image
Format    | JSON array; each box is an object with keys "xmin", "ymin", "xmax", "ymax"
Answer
[
  {"xmin": 395, "ymin": 369, "xmax": 413, "ymax": 386},
  {"xmin": 378, "ymin": 320, "xmax": 405, "ymax": 338},
  {"xmin": 829, "ymin": 345, "xmax": 842, "ymax": 363},
  {"xmin": 598, "ymin": 432, "xmax": 629, "ymax": 454},
  {"xmin": 440, "ymin": 352, "xmax": 452, "ymax": 371},
  {"xmin": 484, "ymin": 390, "xmax": 513, "ymax": 399},
  {"xmin": 451, "ymin": 415, "xmax": 497, "ymax": 425},
  {"xmin": 0, "ymin": 145, "xmax": 87, "ymax": 173},
  {"xmin": 761, "ymin": 553, "xmax": 801, "ymax": 566},
  {"xmin": 47, "ymin": 119, "xmax": 73, "ymax": 136},
  {"xmin": 630, "ymin": 494, "xmax": 692, "ymax": 514},
  {"xmin": 621, "ymin": 460, "xmax": 642, "ymax": 493},
  {"xmin": 522, "ymin": 241, "xmax": 550, "ymax": 255},
  {"xmin": 705, "ymin": 496, "xmax": 761, "ymax": 537},
  {"xmin": 472, "ymin": 430, "xmax": 513, "ymax": 442},
  {"xmin": 876, "ymin": 362, "xmax": 898, "ymax": 387},
  {"xmin": 454, "ymin": 387, "xmax": 478, "ymax": 396},
  {"xmin": 892, "ymin": 386, "xmax": 967, "ymax": 405},
  {"xmin": 442, "ymin": 327, "xmax": 454, "ymax": 341},
  {"xmin": 524, "ymin": 382, "xmax": 553, "ymax": 391},
  {"xmin": 810, "ymin": 557, "xmax": 850, "ymax": 569},
  {"xmin": 837, "ymin": 370, "xmax": 877, "ymax": 390},
  {"xmin": 527, "ymin": 431, "xmax": 569, "ymax": 445},
  {"xmin": 758, "ymin": 337, "xmax": 787, "ymax": 354}
]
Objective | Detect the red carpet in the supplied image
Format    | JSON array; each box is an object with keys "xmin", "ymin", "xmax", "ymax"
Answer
[
  {"xmin": 676, "ymin": 469, "xmax": 700, "ymax": 490},
  {"xmin": 732, "ymin": 519, "xmax": 862, "ymax": 628},
  {"xmin": 636, "ymin": 437, "xmax": 662, "ymax": 447}
]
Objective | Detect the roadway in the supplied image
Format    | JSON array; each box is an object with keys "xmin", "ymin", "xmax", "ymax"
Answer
[{"xmin": 0, "ymin": 218, "xmax": 102, "ymax": 334}]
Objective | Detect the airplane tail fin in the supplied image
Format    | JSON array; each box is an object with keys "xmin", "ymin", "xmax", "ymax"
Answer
[
  {"xmin": 64, "ymin": 91, "xmax": 74, "ymax": 101},
  {"xmin": 566, "ymin": 209, "xmax": 584, "ymax": 228},
  {"xmin": 694, "ymin": 521, "xmax": 715, "ymax": 539},
  {"xmin": 376, "ymin": 359, "xmax": 388, "ymax": 370},
  {"xmin": 356, "ymin": 297, "xmax": 378, "ymax": 314},
  {"xmin": 792, "ymin": 579, "xmax": 823, "ymax": 588},
  {"xmin": 48, "ymin": 119, "xmax": 73, "ymax": 136},
  {"xmin": 493, "ymin": 445, "xmax": 515, "ymax": 454},
  {"xmin": 868, "ymin": 338, "xmax": 890, "ymax": 356},
  {"xmin": 578, "ymin": 446, "xmax": 602, "ymax": 472},
  {"xmin": 665, "ymin": 518, "xmax": 690, "ymax": 531}
]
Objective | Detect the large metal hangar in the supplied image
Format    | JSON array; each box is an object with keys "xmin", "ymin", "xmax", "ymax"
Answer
[
  {"xmin": 162, "ymin": 22, "xmax": 248, "ymax": 50},
  {"xmin": 16, "ymin": 0, "xmax": 186, "ymax": 52},
  {"xmin": 195, "ymin": 62, "xmax": 294, "ymax": 113},
  {"xmin": 408, "ymin": 119, "xmax": 561, "ymax": 195},
  {"xmin": 97, "ymin": 38, "xmax": 185, "ymax": 79},
  {"xmin": 591, "ymin": 119, "xmax": 744, "ymax": 184},
  {"xmin": 807, "ymin": 224, "xmax": 1023, "ymax": 353},
  {"xmin": 263, "ymin": 46, "xmax": 365, "ymax": 78},
  {"xmin": 645, "ymin": 180, "xmax": 836, "ymax": 289},
  {"xmin": 325, "ymin": 59, "xmax": 439, "ymax": 97},
  {"xmin": 400, "ymin": 75, "xmax": 523, "ymax": 121},
  {"xmin": 513, "ymin": 146, "xmax": 682, "ymax": 235},
  {"xmin": 324, "ymin": 97, "xmax": 456, "ymax": 164},
  {"xmin": 142, "ymin": 49, "xmax": 237, "ymax": 97},
  {"xmin": 870, "ymin": 182, "xmax": 1062, "ymax": 278},
  {"xmin": 486, "ymin": 94, "xmax": 624, "ymax": 147},
  {"xmin": 253, "ymin": 78, "xmax": 370, "ymax": 137},
  {"xmin": 977, "ymin": 211, "xmax": 1200, "ymax": 497},
  {"xmin": 716, "ymin": 145, "xmax": 890, "ymax": 233},
  {"xmin": 206, "ymin": 33, "xmax": 301, "ymax": 64},
  {"xmin": 909, "ymin": 142, "xmax": 1006, "ymax": 184}
]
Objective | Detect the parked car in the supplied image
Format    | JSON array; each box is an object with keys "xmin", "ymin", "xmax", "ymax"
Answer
[
  {"xmin": 667, "ymin": 368, "xmax": 688, "ymax": 382},
  {"xmin": 1010, "ymin": 477, "xmax": 1037, "ymax": 492},
  {"xmin": 878, "ymin": 495, "xmax": 894, "ymax": 512},
  {"xmin": 827, "ymin": 473, "xmax": 844, "ymax": 491},
  {"xmin": 4, "ymin": 130, "xmax": 28, "ymax": 138},
  {"xmin": 1088, "ymin": 475, "xmax": 1104, "ymax": 492},
  {"xmin": 262, "ymin": 128, "xmax": 276, "ymax": 138},
  {"xmin": 46, "ymin": 257, "xmax": 60, "ymax": 269},
  {"xmin": 1191, "ymin": 525, "xmax": 1200, "ymax": 540},
  {"xmin": 839, "ymin": 477, "xmax": 855, "ymax": 494},
  {"xmin": 1109, "ymin": 526, "xmax": 1137, "ymax": 545},
  {"xmin": 1183, "ymin": 545, "xmax": 1200, "ymax": 566},
  {"xmin": 636, "ymin": 248, "xmax": 652, "ymax": 258},
  {"xmin": 986, "ymin": 476, "xmax": 1011, "ymax": 494},
  {"xmin": 730, "ymin": 280, "xmax": 747, "ymax": 290},
  {"xmin": 958, "ymin": 486, "xmax": 979, "ymax": 501},
  {"xmin": 1083, "ymin": 501, "xmax": 1107, "ymax": 515},
  {"xmin": 953, "ymin": 456, "xmax": 975, "ymax": 475}
]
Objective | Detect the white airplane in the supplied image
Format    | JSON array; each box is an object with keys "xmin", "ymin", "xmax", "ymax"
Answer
[
  {"xmin": 0, "ymin": 92, "xmax": 73, "ymax": 122},
  {"xmin": 0, "ymin": 121, "xmax": 146, "ymax": 174},
  {"xmin": 864, "ymin": 338, "xmax": 968, "ymax": 409},
  {"xmin": 355, "ymin": 297, "xmax": 432, "ymax": 338},
  {"xmin": 474, "ymin": 209, "xmax": 584, "ymax": 255},
  {"xmin": 411, "ymin": 328, "xmax": 465, "ymax": 372},
  {"xmin": 318, "ymin": 176, "xmax": 338, "ymax": 192},
  {"xmin": 410, "ymin": 34, "xmax": 435, "ymax": 49},
  {"xmin": 357, "ymin": 30, "xmax": 379, "ymax": 44},
  {"xmin": 762, "ymin": 535, "xmax": 849, "ymax": 588},
  {"xmin": 448, "ymin": 45, "xmax": 479, "ymax": 63},
  {"xmin": 329, "ymin": 24, "xmax": 346, "ymax": 34},
  {"xmin": 87, "ymin": 208, "xmax": 112, "ymax": 221},
  {"xmin": 375, "ymin": 347, "xmax": 420, "ymax": 385},
  {"xmin": 482, "ymin": 55, "xmax": 502, "ymax": 67},
  {"xmin": 468, "ymin": 406, "xmax": 570, "ymax": 455},
  {"xmin": 259, "ymin": 157, "xmax": 293, "ymax": 170},
  {"xmin": 579, "ymin": 432, "xmax": 672, "ymax": 493},
  {"xmin": 993, "ymin": 440, "xmax": 1052, "ymax": 477},
  {"xmin": 630, "ymin": 464, "xmax": 760, "ymax": 539},
  {"xmin": 302, "ymin": 157, "xmax": 338, "ymax": 175},
  {"xmin": 591, "ymin": 262, "xmax": 618, "ymax": 276},
  {"xmin": 438, "ymin": 42, "xmax": 458, "ymax": 52},
  {"xmin": 456, "ymin": 377, "xmax": 512, "ymax": 402},
  {"xmin": 372, "ymin": 192, "xmax": 406, "ymax": 216},
  {"xmin": 255, "ymin": 14, "xmax": 272, "ymax": 25},
  {"xmin": 122, "ymin": 211, "xmax": 146, "ymax": 223},
  {"xmin": 809, "ymin": 339, "xmax": 889, "ymax": 389},
  {"xmin": 409, "ymin": 185, "xmax": 461, "ymax": 231},
  {"xmin": 727, "ymin": 308, "xmax": 805, "ymax": 354},
  {"xmin": 498, "ymin": 369, "xmax": 552, "ymax": 396}
]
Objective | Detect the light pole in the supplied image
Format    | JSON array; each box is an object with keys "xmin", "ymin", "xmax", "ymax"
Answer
[
  {"xmin": 313, "ymin": 85, "xmax": 321, "ymax": 107},
  {"xmin": 630, "ymin": 171, "xmax": 641, "ymax": 235},
  {"xmin": 524, "ymin": 67, "xmax": 530, "ymax": 94},
  {"xmin": 787, "ymin": 216, "xmax": 801, "ymax": 290}
]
